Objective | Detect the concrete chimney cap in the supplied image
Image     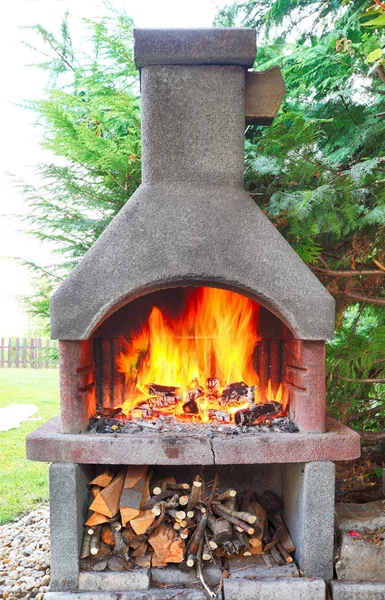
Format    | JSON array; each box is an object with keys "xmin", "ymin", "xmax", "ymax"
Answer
[{"xmin": 134, "ymin": 28, "xmax": 257, "ymax": 69}]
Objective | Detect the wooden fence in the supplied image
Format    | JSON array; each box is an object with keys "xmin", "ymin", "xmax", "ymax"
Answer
[{"xmin": 0, "ymin": 338, "xmax": 59, "ymax": 368}]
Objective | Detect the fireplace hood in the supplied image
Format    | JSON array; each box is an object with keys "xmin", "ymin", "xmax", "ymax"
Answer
[{"xmin": 51, "ymin": 29, "xmax": 334, "ymax": 342}]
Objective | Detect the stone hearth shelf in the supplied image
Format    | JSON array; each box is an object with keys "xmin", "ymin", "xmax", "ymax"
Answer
[{"xmin": 27, "ymin": 416, "xmax": 360, "ymax": 464}]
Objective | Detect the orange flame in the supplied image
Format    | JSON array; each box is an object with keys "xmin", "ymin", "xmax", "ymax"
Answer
[{"xmin": 116, "ymin": 287, "xmax": 283, "ymax": 424}]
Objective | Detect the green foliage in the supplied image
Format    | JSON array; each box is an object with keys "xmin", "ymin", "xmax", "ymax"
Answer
[
  {"xmin": 19, "ymin": 8, "xmax": 141, "ymax": 323},
  {"xmin": 217, "ymin": 0, "xmax": 385, "ymax": 431}
]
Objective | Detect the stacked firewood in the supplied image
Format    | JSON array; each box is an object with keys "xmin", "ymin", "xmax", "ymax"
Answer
[{"xmin": 81, "ymin": 467, "xmax": 295, "ymax": 592}]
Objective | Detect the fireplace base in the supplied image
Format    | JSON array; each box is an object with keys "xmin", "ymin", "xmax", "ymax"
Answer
[
  {"xmin": 48, "ymin": 460, "xmax": 334, "ymax": 596},
  {"xmin": 27, "ymin": 416, "xmax": 360, "ymax": 464},
  {"xmin": 44, "ymin": 576, "xmax": 326, "ymax": 599}
]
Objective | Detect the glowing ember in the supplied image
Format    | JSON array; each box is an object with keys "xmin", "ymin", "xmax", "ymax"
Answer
[{"xmin": 116, "ymin": 287, "xmax": 283, "ymax": 424}]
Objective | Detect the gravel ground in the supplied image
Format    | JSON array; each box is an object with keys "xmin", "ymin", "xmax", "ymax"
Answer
[{"xmin": 0, "ymin": 508, "xmax": 50, "ymax": 599}]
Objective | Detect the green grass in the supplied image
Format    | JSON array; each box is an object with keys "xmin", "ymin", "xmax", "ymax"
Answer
[{"xmin": 0, "ymin": 369, "xmax": 59, "ymax": 524}]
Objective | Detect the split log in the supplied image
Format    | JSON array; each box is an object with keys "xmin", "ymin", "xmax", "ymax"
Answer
[
  {"xmin": 120, "ymin": 466, "xmax": 147, "ymax": 526},
  {"xmin": 89, "ymin": 470, "xmax": 114, "ymax": 488},
  {"xmin": 207, "ymin": 512, "xmax": 232, "ymax": 545},
  {"xmin": 85, "ymin": 512, "xmax": 109, "ymax": 527},
  {"xmin": 249, "ymin": 536, "xmax": 264, "ymax": 554},
  {"xmin": 249, "ymin": 500, "xmax": 266, "ymax": 532},
  {"xmin": 113, "ymin": 529, "xmax": 130, "ymax": 561},
  {"xmin": 207, "ymin": 409, "xmax": 231, "ymax": 423},
  {"xmin": 89, "ymin": 469, "xmax": 126, "ymax": 518},
  {"xmin": 130, "ymin": 470, "xmax": 155, "ymax": 535},
  {"xmin": 148, "ymin": 524, "xmax": 185, "ymax": 564},
  {"xmin": 132, "ymin": 541, "xmax": 149, "ymax": 557},
  {"xmin": 234, "ymin": 401, "xmax": 282, "ymax": 426}
]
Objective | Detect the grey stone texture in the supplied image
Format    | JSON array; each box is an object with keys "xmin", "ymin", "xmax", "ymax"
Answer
[
  {"xmin": 151, "ymin": 562, "xmax": 222, "ymax": 586},
  {"xmin": 44, "ymin": 591, "xmax": 207, "ymax": 600},
  {"xmin": 49, "ymin": 463, "xmax": 92, "ymax": 591},
  {"xmin": 26, "ymin": 416, "xmax": 360, "ymax": 464},
  {"xmin": 78, "ymin": 570, "xmax": 150, "ymax": 591},
  {"xmin": 134, "ymin": 28, "xmax": 257, "ymax": 68},
  {"xmin": 51, "ymin": 37, "xmax": 335, "ymax": 341},
  {"xmin": 335, "ymin": 532, "xmax": 385, "ymax": 582},
  {"xmin": 51, "ymin": 184, "xmax": 335, "ymax": 341},
  {"xmin": 335, "ymin": 499, "xmax": 385, "ymax": 532},
  {"xmin": 228, "ymin": 555, "xmax": 298, "ymax": 578},
  {"xmin": 283, "ymin": 461, "xmax": 335, "ymax": 581},
  {"xmin": 332, "ymin": 581, "xmax": 385, "ymax": 600},
  {"xmin": 141, "ymin": 66, "xmax": 245, "ymax": 184},
  {"xmin": 245, "ymin": 67, "xmax": 286, "ymax": 125},
  {"xmin": 223, "ymin": 577, "xmax": 326, "ymax": 599}
]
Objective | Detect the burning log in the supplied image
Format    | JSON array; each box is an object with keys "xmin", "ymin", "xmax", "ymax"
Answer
[
  {"xmin": 207, "ymin": 409, "xmax": 231, "ymax": 423},
  {"xmin": 206, "ymin": 378, "xmax": 220, "ymax": 396},
  {"xmin": 183, "ymin": 398, "xmax": 199, "ymax": 414},
  {"xmin": 219, "ymin": 382, "xmax": 256, "ymax": 407},
  {"xmin": 148, "ymin": 383, "xmax": 183, "ymax": 408},
  {"xmin": 234, "ymin": 401, "xmax": 282, "ymax": 426}
]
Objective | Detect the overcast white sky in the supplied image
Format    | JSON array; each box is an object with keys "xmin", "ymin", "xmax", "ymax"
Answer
[{"xmin": 0, "ymin": 0, "xmax": 219, "ymax": 337}]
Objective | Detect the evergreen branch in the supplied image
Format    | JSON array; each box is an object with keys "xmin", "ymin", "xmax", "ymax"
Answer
[
  {"xmin": 339, "ymin": 291, "xmax": 385, "ymax": 306},
  {"xmin": 336, "ymin": 376, "xmax": 385, "ymax": 383},
  {"xmin": 347, "ymin": 403, "xmax": 385, "ymax": 423},
  {"xmin": 312, "ymin": 267, "xmax": 385, "ymax": 276}
]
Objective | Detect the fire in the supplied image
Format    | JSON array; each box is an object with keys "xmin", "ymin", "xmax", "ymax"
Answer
[{"xmin": 116, "ymin": 287, "xmax": 283, "ymax": 424}]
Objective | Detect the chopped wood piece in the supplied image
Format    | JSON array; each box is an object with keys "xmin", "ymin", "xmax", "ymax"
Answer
[
  {"xmin": 89, "ymin": 469, "xmax": 126, "ymax": 518},
  {"xmin": 217, "ymin": 489, "xmax": 237, "ymax": 502},
  {"xmin": 90, "ymin": 526, "xmax": 101, "ymax": 555},
  {"xmin": 220, "ymin": 382, "xmax": 255, "ymax": 406},
  {"xmin": 188, "ymin": 513, "xmax": 207, "ymax": 555},
  {"xmin": 249, "ymin": 500, "xmax": 266, "ymax": 534},
  {"xmin": 146, "ymin": 501, "xmax": 166, "ymax": 535},
  {"xmin": 148, "ymin": 524, "xmax": 185, "ymax": 564},
  {"xmin": 108, "ymin": 555, "xmax": 128, "ymax": 572},
  {"xmin": 113, "ymin": 529, "xmax": 130, "ymax": 561},
  {"xmin": 249, "ymin": 537, "xmax": 264, "ymax": 554},
  {"xmin": 101, "ymin": 524, "xmax": 115, "ymax": 546},
  {"xmin": 269, "ymin": 544, "xmax": 286, "ymax": 566},
  {"xmin": 123, "ymin": 465, "xmax": 147, "ymax": 489},
  {"xmin": 130, "ymin": 470, "xmax": 155, "ymax": 535},
  {"xmin": 271, "ymin": 513, "xmax": 295, "ymax": 552},
  {"xmin": 186, "ymin": 553, "xmax": 195, "ymax": 567},
  {"xmin": 80, "ymin": 531, "xmax": 92, "ymax": 559},
  {"xmin": 207, "ymin": 409, "xmax": 231, "ymax": 423},
  {"xmin": 179, "ymin": 495, "xmax": 189, "ymax": 506},
  {"xmin": 207, "ymin": 512, "xmax": 232, "ymax": 545},
  {"xmin": 120, "ymin": 468, "xmax": 147, "ymax": 526},
  {"xmin": 183, "ymin": 398, "xmax": 199, "ymax": 414},
  {"xmin": 234, "ymin": 401, "xmax": 282, "ymax": 426},
  {"xmin": 132, "ymin": 541, "xmax": 149, "ymax": 557},
  {"xmin": 211, "ymin": 505, "xmax": 255, "ymax": 535},
  {"xmin": 187, "ymin": 481, "xmax": 203, "ymax": 511},
  {"xmin": 142, "ymin": 489, "xmax": 176, "ymax": 508},
  {"xmin": 85, "ymin": 512, "xmax": 109, "ymax": 527},
  {"xmin": 90, "ymin": 558, "xmax": 108, "ymax": 572},
  {"xmin": 134, "ymin": 552, "xmax": 152, "ymax": 568},
  {"xmin": 89, "ymin": 470, "xmax": 114, "ymax": 488},
  {"xmin": 276, "ymin": 541, "xmax": 293, "ymax": 563},
  {"xmin": 211, "ymin": 502, "xmax": 257, "ymax": 525}
]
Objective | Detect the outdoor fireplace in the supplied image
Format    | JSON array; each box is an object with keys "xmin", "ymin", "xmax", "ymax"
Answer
[{"xmin": 27, "ymin": 28, "xmax": 360, "ymax": 599}]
